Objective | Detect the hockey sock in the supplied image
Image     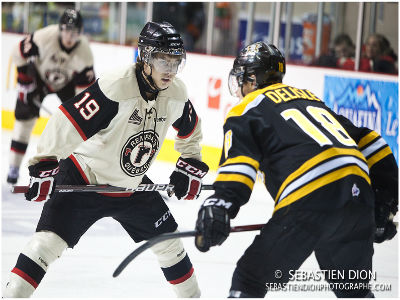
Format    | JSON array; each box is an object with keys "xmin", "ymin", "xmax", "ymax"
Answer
[
  {"xmin": 4, "ymin": 231, "xmax": 67, "ymax": 297},
  {"xmin": 151, "ymin": 234, "xmax": 200, "ymax": 298}
]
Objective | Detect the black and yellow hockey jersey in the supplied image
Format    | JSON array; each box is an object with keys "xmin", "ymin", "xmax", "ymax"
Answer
[{"xmin": 213, "ymin": 83, "xmax": 398, "ymax": 217}]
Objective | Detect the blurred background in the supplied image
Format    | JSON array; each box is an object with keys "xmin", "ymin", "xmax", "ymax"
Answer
[
  {"xmin": 1, "ymin": 2, "xmax": 399, "ymax": 168},
  {"xmin": 2, "ymin": 2, "xmax": 398, "ymax": 73}
]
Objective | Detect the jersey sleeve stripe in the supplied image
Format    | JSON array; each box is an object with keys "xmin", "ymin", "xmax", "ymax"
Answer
[
  {"xmin": 277, "ymin": 156, "xmax": 369, "ymax": 203},
  {"xmin": 217, "ymin": 164, "xmax": 257, "ymax": 182},
  {"xmin": 69, "ymin": 155, "xmax": 90, "ymax": 183},
  {"xmin": 358, "ymin": 131, "xmax": 380, "ymax": 148},
  {"xmin": 59, "ymin": 106, "xmax": 88, "ymax": 141},
  {"xmin": 221, "ymin": 155, "xmax": 260, "ymax": 170},
  {"xmin": 176, "ymin": 115, "xmax": 198, "ymax": 139},
  {"xmin": 275, "ymin": 147, "xmax": 366, "ymax": 202},
  {"xmin": 361, "ymin": 137, "xmax": 388, "ymax": 158},
  {"xmin": 215, "ymin": 173, "xmax": 255, "ymax": 190},
  {"xmin": 274, "ymin": 165, "xmax": 371, "ymax": 214},
  {"xmin": 366, "ymin": 146, "xmax": 393, "ymax": 169}
]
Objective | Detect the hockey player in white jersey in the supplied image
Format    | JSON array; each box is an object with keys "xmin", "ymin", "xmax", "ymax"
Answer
[
  {"xmin": 7, "ymin": 8, "xmax": 95, "ymax": 184},
  {"xmin": 4, "ymin": 21, "xmax": 208, "ymax": 298}
]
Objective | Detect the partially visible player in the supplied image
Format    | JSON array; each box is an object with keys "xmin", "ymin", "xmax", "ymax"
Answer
[
  {"xmin": 3, "ymin": 21, "xmax": 208, "ymax": 298},
  {"xmin": 195, "ymin": 42, "xmax": 398, "ymax": 298},
  {"xmin": 7, "ymin": 8, "xmax": 95, "ymax": 184}
]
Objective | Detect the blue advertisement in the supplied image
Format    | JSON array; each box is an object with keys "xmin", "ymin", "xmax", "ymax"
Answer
[
  {"xmin": 323, "ymin": 76, "xmax": 398, "ymax": 162},
  {"xmin": 239, "ymin": 20, "xmax": 303, "ymax": 61}
]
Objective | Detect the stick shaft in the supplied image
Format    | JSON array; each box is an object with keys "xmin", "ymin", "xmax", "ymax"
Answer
[
  {"xmin": 112, "ymin": 224, "xmax": 264, "ymax": 277},
  {"xmin": 12, "ymin": 184, "xmax": 214, "ymax": 194}
]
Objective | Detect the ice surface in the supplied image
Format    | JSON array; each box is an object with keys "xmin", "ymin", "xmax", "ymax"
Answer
[{"xmin": 1, "ymin": 130, "xmax": 398, "ymax": 298}]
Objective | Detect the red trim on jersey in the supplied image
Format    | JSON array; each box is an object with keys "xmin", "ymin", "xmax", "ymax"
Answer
[
  {"xmin": 69, "ymin": 155, "xmax": 90, "ymax": 184},
  {"xmin": 17, "ymin": 72, "xmax": 33, "ymax": 82},
  {"xmin": 176, "ymin": 116, "xmax": 198, "ymax": 139},
  {"xmin": 11, "ymin": 267, "xmax": 38, "ymax": 288},
  {"xmin": 76, "ymin": 79, "xmax": 95, "ymax": 88},
  {"xmin": 18, "ymin": 40, "xmax": 25, "ymax": 59},
  {"xmin": 59, "ymin": 105, "xmax": 88, "ymax": 141},
  {"xmin": 69, "ymin": 155, "xmax": 133, "ymax": 197},
  {"xmin": 11, "ymin": 147, "xmax": 26, "ymax": 154},
  {"xmin": 169, "ymin": 267, "xmax": 194, "ymax": 285},
  {"xmin": 39, "ymin": 159, "xmax": 58, "ymax": 162},
  {"xmin": 100, "ymin": 192, "xmax": 133, "ymax": 197}
]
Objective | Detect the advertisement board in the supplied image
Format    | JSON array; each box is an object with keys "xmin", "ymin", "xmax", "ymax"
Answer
[{"xmin": 323, "ymin": 76, "xmax": 398, "ymax": 161}]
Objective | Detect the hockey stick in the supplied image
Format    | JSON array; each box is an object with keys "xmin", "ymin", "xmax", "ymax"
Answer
[
  {"xmin": 112, "ymin": 224, "xmax": 264, "ymax": 278},
  {"xmin": 11, "ymin": 184, "xmax": 214, "ymax": 194}
]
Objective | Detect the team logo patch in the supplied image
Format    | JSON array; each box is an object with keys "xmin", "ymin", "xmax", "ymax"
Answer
[
  {"xmin": 128, "ymin": 108, "xmax": 143, "ymax": 125},
  {"xmin": 120, "ymin": 130, "xmax": 159, "ymax": 176}
]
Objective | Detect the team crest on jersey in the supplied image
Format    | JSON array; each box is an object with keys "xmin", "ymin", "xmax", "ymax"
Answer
[
  {"xmin": 45, "ymin": 69, "xmax": 69, "ymax": 89},
  {"xmin": 120, "ymin": 130, "xmax": 159, "ymax": 176}
]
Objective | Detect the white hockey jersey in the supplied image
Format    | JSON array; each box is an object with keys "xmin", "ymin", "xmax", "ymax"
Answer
[
  {"xmin": 12, "ymin": 24, "xmax": 94, "ymax": 92},
  {"xmin": 29, "ymin": 64, "xmax": 203, "ymax": 189}
]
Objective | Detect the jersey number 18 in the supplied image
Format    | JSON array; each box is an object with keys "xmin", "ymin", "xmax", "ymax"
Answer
[{"xmin": 281, "ymin": 106, "xmax": 356, "ymax": 147}]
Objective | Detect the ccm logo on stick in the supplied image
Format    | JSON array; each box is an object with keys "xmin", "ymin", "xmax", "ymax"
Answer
[{"xmin": 177, "ymin": 159, "xmax": 207, "ymax": 178}]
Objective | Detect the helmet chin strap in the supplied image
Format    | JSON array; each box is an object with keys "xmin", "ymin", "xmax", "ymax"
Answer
[{"xmin": 140, "ymin": 65, "xmax": 168, "ymax": 94}]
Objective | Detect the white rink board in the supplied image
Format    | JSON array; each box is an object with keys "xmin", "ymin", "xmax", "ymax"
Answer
[{"xmin": 2, "ymin": 32, "xmax": 398, "ymax": 148}]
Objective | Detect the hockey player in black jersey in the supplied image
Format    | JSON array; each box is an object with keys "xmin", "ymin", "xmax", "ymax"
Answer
[
  {"xmin": 4, "ymin": 22, "xmax": 208, "ymax": 297},
  {"xmin": 195, "ymin": 42, "xmax": 398, "ymax": 298},
  {"xmin": 7, "ymin": 9, "xmax": 96, "ymax": 184}
]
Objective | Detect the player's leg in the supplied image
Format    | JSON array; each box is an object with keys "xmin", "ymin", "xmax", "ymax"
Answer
[
  {"xmin": 3, "ymin": 158, "xmax": 102, "ymax": 297},
  {"xmin": 7, "ymin": 81, "xmax": 46, "ymax": 184},
  {"xmin": 114, "ymin": 176, "xmax": 200, "ymax": 298},
  {"xmin": 3, "ymin": 231, "xmax": 68, "ymax": 297},
  {"xmin": 229, "ymin": 210, "xmax": 319, "ymax": 297},
  {"xmin": 315, "ymin": 200, "xmax": 375, "ymax": 298}
]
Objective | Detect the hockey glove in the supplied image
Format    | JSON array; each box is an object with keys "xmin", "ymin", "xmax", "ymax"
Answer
[
  {"xmin": 374, "ymin": 188, "xmax": 398, "ymax": 243},
  {"xmin": 25, "ymin": 159, "xmax": 59, "ymax": 202},
  {"xmin": 16, "ymin": 65, "xmax": 38, "ymax": 106},
  {"xmin": 195, "ymin": 197, "xmax": 235, "ymax": 252},
  {"xmin": 169, "ymin": 157, "xmax": 209, "ymax": 200}
]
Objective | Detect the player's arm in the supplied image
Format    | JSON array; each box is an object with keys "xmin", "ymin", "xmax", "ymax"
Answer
[
  {"xmin": 11, "ymin": 34, "xmax": 40, "ymax": 104},
  {"xmin": 334, "ymin": 112, "xmax": 398, "ymax": 242},
  {"xmin": 12, "ymin": 33, "xmax": 39, "ymax": 67},
  {"xmin": 74, "ymin": 66, "xmax": 96, "ymax": 95},
  {"xmin": 195, "ymin": 110, "xmax": 263, "ymax": 252},
  {"xmin": 74, "ymin": 42, "xmax": 96, "ymax": 95},
  {"xmin": 25, "ymin": 80, "xmax": 119, "ymax": 202},
  {"xmin": 169, "ymin": 100, "xmax": 209, "ymax": 200},
  {"xmin": 29, "ymin": 80, "xmax": 119, "ymax": 165}
]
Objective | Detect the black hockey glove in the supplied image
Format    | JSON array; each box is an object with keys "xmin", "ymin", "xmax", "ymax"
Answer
[
  {"xmin": 374, "ymin": 188, "xmax": 398, "ymax": 243},
  {"xmin": 195, "ymin": 197, "xmax": 236, "ymax": 252},
  {"xmin": 25, "ymin": 159, "xmax": 59, "ymax": 202},
  {"xmin": 169, "ymin": 157, "xmax": 209, "ymax": 200}
]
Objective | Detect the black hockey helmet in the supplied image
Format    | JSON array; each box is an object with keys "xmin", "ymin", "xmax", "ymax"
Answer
[
  {"xmin": 138, "ymin": 21, "xmax": 186, "ymax": 73},
  {"xmin": 228, "ymin": 42, "xmax": 286, "ymax": 97},
  {"xmin": 59, "ymin": 9, "xmax": 83, "ymax": 32}
]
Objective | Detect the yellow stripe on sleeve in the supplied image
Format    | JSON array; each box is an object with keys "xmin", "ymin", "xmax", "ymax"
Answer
[
  {"xmin": 273, "ymin": 165, "xmax": 371, "ymax": 214},
  {"xmin": 275, "ymin": 148, "xmax": 366, "ymax": 202},
  {"xmin": 221, "ymin": 155, "xmax": 260, "ymax": 170},
  {"xmin": 367, "ymin": 146, "xmax": 393, "ymax": 168},
  {"xmin": 215, "ymin": 173, "xmax": 255, "ymax": 190},
  {"xmin": 358, "ymin": 131, "xmax": 380, "ymax": 148}
]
